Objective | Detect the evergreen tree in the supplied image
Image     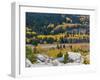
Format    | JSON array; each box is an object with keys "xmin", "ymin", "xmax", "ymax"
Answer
[{"xmin": 64, "ymin": 52, "xmax": 68, "ymax": 64}]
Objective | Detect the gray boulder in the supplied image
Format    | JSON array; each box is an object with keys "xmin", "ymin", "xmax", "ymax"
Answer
[
  {"xmin": 68, "ymin": 52, "xmax": 83, "ymax": 63},
  {"xmin": 56, "ymin": 57, "xmax": 64, "ymax": 62}
]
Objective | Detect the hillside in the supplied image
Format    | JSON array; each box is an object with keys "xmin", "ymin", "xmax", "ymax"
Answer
[{"xmin": 26, "ymin": 12, "xmax": 89, "ymax": 35}]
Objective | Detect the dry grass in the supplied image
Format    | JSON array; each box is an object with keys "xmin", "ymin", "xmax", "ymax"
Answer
[{"xmin": 32, "ymin": 43, "xmax": 89, "ymax": 59}]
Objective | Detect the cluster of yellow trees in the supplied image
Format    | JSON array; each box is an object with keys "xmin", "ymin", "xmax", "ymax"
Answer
[{"xmin": 37, "ymin": 33, "xmax": 89, "ymax": 41}]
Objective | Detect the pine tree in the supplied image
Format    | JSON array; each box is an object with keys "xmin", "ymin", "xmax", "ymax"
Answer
[{"xmin": 64, "ymin": 52, "xmax": 68, "ymax": 64}]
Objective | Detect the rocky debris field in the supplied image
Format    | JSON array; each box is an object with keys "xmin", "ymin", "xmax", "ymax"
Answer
[{"xmin": 25, "ymin": 52, "xmax": 84, "ymax": 67}]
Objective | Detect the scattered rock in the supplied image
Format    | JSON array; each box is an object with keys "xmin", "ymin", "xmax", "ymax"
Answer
[{"xmin": 51, "ymin": 59, "xmax": 61, "ymax": 66}]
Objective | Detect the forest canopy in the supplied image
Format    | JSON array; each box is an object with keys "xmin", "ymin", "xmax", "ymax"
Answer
[{"xmin": 26, "ymin": 12, "xmax": 89, "ymax": 35}]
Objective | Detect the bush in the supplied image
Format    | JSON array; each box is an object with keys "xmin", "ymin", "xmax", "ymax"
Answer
[
  {"xmin": 26, "ymin": 38, "xmax": 31, "ymax": 44},
  {"xmin": 26, "ymin": 46, "xmax": 37, "ymax": 64},
  {"xmin": 32, "ymin": 41, "xmax": 38, "ymax": 46},
  {"xmin": 57, "ymin": 52, "xmax": 63, "ymax": 58},
  {"xmin": 83, "ymin": 55, "xmax": 90, "ymax": 64},
  {"xmin": 84, "ymin": 59, "xmax": 90, "ymax": 64}
]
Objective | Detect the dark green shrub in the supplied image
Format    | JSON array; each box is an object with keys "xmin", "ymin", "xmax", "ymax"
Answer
[{"xmin": 57, "ymin": 52, "xmax": 63, "ymax": 58}]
